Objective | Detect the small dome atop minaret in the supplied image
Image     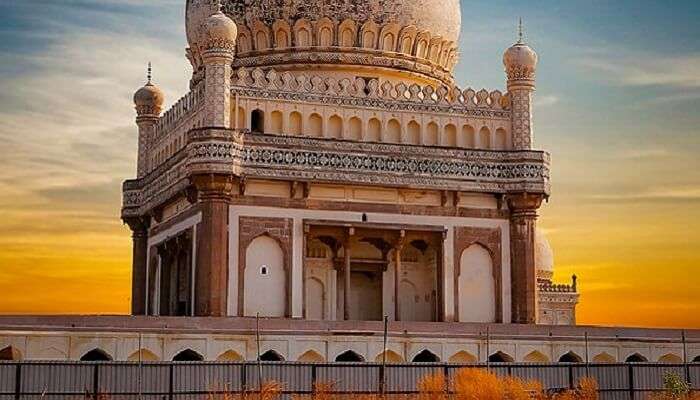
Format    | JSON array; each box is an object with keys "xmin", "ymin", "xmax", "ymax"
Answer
[
  {"xmin": 503, "ymin": 19, "xmax": 538, "ymax": 81},
  {"xmin": 133, "ymin": 63, "xmax": 164, "ymax": 115},
  {"xmin": 204, "ymin": 6, "xmax": 237, "ymax": 45}
]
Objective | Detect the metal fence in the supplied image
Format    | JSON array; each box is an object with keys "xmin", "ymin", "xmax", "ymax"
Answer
[{"xmin": 0, "ymin": 361, "xmax": 698, "ymax": 400}]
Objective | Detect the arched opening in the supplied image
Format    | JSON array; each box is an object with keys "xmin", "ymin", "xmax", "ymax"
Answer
[
  {"xmin": 625, "ymin": 353, "xmax": 648, "ymax": 363},
  {"xmin": 251, "ymin": 109, "xmax": 265, "ymax": 133},
  {"xmin": 0, "ymin": 346, "xmax": 21, "ymax": 361},
  {"xmin": 318, "ymin": 27, "xmax": 333, "ymax": 47},
  {"xmin": 362, "ymin": 31, "xmax": 376, "ymax": 49},
  {"xmin": 495, "ymin": 128, "xmax": 509, "ymax": 150},
  {"xmin": 658, "ymin": 354, "xmax": 683, "ymax": 363},
  {"xmin": 296, "ymin": 28, "xmax": 311, "ymax": 47},
  {"xmin": 289, "ymin": 111, "xmax": 302, "ymax": 135},
  {"xmin": 412, "ymin": 350, "xmax": 440, "ymax": 363},
  {"xmin": 524, "ymin": 351, "xmax": 550, "ymax": 363},
  {"xmin": 461, "ymin": 125, "xmax": 475, "ymax": 148},
  {"xmin": 127, "ymin": 349, "xmax": 159, "ymax": 362},
  {"xmin": 308, "ymin": 113, "xmax": 323, "ymax": 137},
  {"xmin": 443, "ymin": 124, "xmax": 457, "ymax": 147},
  {"xmin": 298, "ymin": 350, "xmax": 325, "ymax": 363},
  {"xmin": 385, "ymin": 119, "xmax": 401, "ymax": 143},
  {"xmin": 478, "ymin": 127, "xmax": 491, "ymax": 149},
  {"xmin": 340, "ymin": 28, "xmax": 354, "ymax": 47},
  {"xmin": 348, "ymin": 117, "xmax": 362, "ymax": 140},
  {"xmin": 559, "ymin": 351, "xmax": 583, "ymax": 363},
  {"xmin": 366, "ymin": 118, "xmax": 381, "ymax": 142},
  {"xmin": 217, "ymin": 350, "xmax": 244, "ymax": 362},
  {"xmin": 260, "ymin": 350, "xmax": 285, "ymax": 362},
  {"xmin": 425, "ymin": 122, "xmax": 439, "ymax": 146},
  {"xmin": 255, "ymin": 31, "xmax": 269, "ymax": 51},
  {"xmin": 382, "ymin": 33, "xmax": 395, "ymax": 51},
  {"xmin": 375, "ymin": 350, "xmax": 404, "ymax": 364},
  {"xmin": 335, "ymin": 351, "xmax": 365, "ymax": 363},
  {"xmin": 489, "ymin": 351, "xmax": 514, "ymax": 363},
  {"xmin": 458, "ymin": 244, "xmax": 496, "ymax": 323},
  {"xmin": 693, "ymin": 356, "xmax": 700, "ymax": 363},
  {"xmin": 328, "ymin": 115, "xmax": 343, "ymax": 139},
  {"xmin": 275, "ymin": 30, "xmax": 289, "ymax": 48},
  {"xmin": 80, "ymin": 349, "xmax": 113, "ymax": 362},
  {"xmin": 173, "ymin": 349, "xmax": 204, "ymax": 362},
  {"xmin": 592, "ymin": 353, "xmax": 616, "ymax": 363},
  {"xmin": 244, "ymin": 235, "xmax": 286, "ymax": 317},
  {"xmin": 448, "ymin": 351, "xmax": 477, "ymax": 364},
  {"xmin": 270, "ymin": 111, "xmax": 283, "ymax": 134},
  {"xmin": 304, "ymin": 277, "xmax": 325, "ymax": 320},
  {"xmin": 406, "ymin": 120, "xmax": 420, "ymax": 144}
]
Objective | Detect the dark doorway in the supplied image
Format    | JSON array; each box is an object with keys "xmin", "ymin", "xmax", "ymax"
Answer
[
  {"xmin": 80, "ymin": 349, "xmax": 112, "ymax": 362},
  {"xmin": 693, "ymin": 356, "xmax": 700, "ymax": 363},
  {"xmin": 335, "ymin": 350, "xmax": 365, "ymax": 362},
  {"xmin": 625, "ymin": 353, "xmax": 648, "ymax": 363},
  {"xmin": 559, "ymin": 351, "xmax": 583, "ymax": 363},
  {"xmin": 412, "ymin": 350, "xmax": 440, "ymax": 363},
  {"xmin": 260, "ymin": 350, "xmax": 285, "ymax": 362},
  {"xmin": 157, "ymin": 234, "xmax": 193, "ymax": 317},
  {"xmin": 488, "ymin": 351, "xmax": 514, "ymax": 363},
  {"xmin": 0, "ymin": 346, "xmax": 20, "ymax": 361},
  {"xmin": 251, "ymin": 109, "xmax": 265, "ymax": 133},
  {"xmin": 173, "ymin": 349, "xmax": 204, "ymax": 362}
]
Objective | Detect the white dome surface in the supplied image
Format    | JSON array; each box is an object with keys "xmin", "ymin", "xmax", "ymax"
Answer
[{"xmin": 535, "ymin": 229, "xmax": 554, "ymax": 278}]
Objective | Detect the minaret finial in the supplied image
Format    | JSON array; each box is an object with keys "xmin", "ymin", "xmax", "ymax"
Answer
[
  {"xmin": 518, "ymin": 17, "xmax": 524, "ymax": 43},
  {"xmin": 147, "ymin": 62, "xmax": 152, "ymax": 84},
  {"xmin": 215, "ymin": 0, "xmax": 222, "ymax": 12}
]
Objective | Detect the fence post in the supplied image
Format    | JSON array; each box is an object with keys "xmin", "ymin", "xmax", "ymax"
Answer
[
  {"xmin": 444, "ymin": 365, "xmax": 451, "ymax": 395},
  {"xmin": 568, "ymin": 364, "xmax": 575, "ymax": 390},
  {"xmin": 168, "ymin": 363, "xmax": 175, "ymax": 400},
  {"xmin": 311, "ymin": 364, "xmax": 317, "ymax": 394},
  {"xmin": 241, "ymin": 363, "xmax": 247, "ymax": 394},
  {"xmin": 14, "ymin": 364, "xmax": 21, "ymax": 400},
  {"xmin": 92, "ymin": 364, "xmax": 100, "ymax": 400},
  {"xmin": 628, "ymin": 363, "xmax": 635, "ymax": 400}
]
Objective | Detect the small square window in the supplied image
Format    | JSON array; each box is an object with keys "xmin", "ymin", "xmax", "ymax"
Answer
[{"xmin": 260, "ymin": 265, "xmax": 269, "ymax": 276}]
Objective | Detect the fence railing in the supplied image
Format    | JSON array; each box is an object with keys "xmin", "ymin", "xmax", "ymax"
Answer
[{"xmin": 0, "ymin": 361, "xmax": 698, "ymax": 400}]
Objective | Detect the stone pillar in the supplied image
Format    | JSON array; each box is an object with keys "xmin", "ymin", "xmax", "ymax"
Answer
[
  {"xmin": 507, "ymin": 193, "xmax": 544, "ymax": 324},
  {"xmin": 393, "ymin": 231, "xmax": 405, "ymax": 321},
  {"xmin": 193, "ymin": 173, "xmax": 234, "ymax": 316},
  {"xmin": 125, "ymin": 217, "xmax": 150, "ymax": 315},
  {"xmin": 503, "ymin": 37, "xmax": 538, "ymax": 151},
  {"xmin": 343, "ymin": 228, "xmax": 354, "ymax": 321}
]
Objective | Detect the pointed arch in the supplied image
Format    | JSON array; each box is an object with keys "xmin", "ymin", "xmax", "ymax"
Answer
[
  {"xmin": 252, "ymin": 21, "xmax": 271, "ymax": 51},
  {"xmin": 385, "ymin": 118, "xmax": 401, "ymax": 143},
  {"xmin": 328, "ymin": 115, "xmax": 343, "ymax": 139},
  {"xmin": 366, "ymin": 118, "xmax": 381, "ymax": 142},
  {"xmin": 414, "ymin": 31, "xmax": 431, "ymax": 58},
  {"xmin": 335, "ymin": 350, "xmax": 365, "ymax": 362},
  {"xmin": 425, "ymin": 122, "xmax": 439, "ymax": 146},
  {"xmin": 693, "ymin": 355, "xmax": 700, "ymax": 363},
  {"xmin": 173, "ymin": 349, "xmax": 204, "ymax": 362},
  {"xmin": 127, "ymin": 349, "xmax": 159, "ymax": 362},
  {"xmin": 293, "ymin": 19, "xmax": 313, "ymax": 47},
  {"xmin": 448, "ymin": 351, "xmax": 477, "ymax": 364},
  {"xmin": 0, "ymin": 346, "xmax": 22, "ymax": 361},
  {"xmin": 658, "ymin": 353, "xmax": 683, "ymax": 363},
  {"xmin": 458, "ymin": 243, "xmax": 496, "ymax": 323},
  {"xmin": 260, "ymin": 350, "xmax": 285, "ymax": 362},
  {"xmin": 80, "ymin": 348, "xmax": 113, "ymax": 362},
  {"xmin": 289, "ymin": 111, "xmax": 303, "ymax": 135},
  {"xmin": 316, "ymin": 17, "xmax": 335, "ymax": 47},
  {"xmin": 304, "ymin": 276, "xmax": 325, "ymax": 320},
  {"xmin": 406, "ymin": 120, "xmax": 420, "ymax": 144},
  {"xmin": 237, "ymin": 25, "xmax": 253, "ymax": 53},
  {"xmin": 338, "ymin": 19, "xmax": 357, "ymax": 47},
  {"xmin": 348, "ymin": 116, "xmax": 362, "ymax": 140},
  {"xmin": 461, "ymin": 125, "xmax": 475, "ymax": 148},
  {"xmin": 379, "ymin": 23, "xmax": 400, "ymax": 52},
  {"xmin": 360, "ymin": 21, "xmax": 379, "ymax": 49},
  {"xmin": 308, "ymin": 113, "xmax": 323, "ymax": 137},
  {"xmin": 375, "ymin": 350, "xmax": 404, "ymax": 364},
  {"xmin": 592, "ymin": 352, "xmax": 616, "ymax": 363},
  {"xmin": 251, "ymin": 109, "xmax": 265, "ymax": 133},
  {"xmin": 270, "ymin": 110, "xmax": 283, "ymax": 134},
  {"xmin": 625, "ymin": 353, "xmax": 648, "ymax": 363},
  {"xmin": 443, "ymin": 124, "xmax": 457, "ymax": 147},
  {"xmin": 489, "ymin": 351, "xmax": 514, "ymax": 363},
  {"xmin": 298, "ymin": 350, "xmax": 325, "ymax": 363},
  {"xmin": 244, "ymin": 234, "xmax": 286, "ymax": 317},
  {"xmin": 558, "ymin": 351, "xmax": 583, "ymax": 363},
  {"xmin": 397, "ymin": 26, "xmax": 417, "ymax": 54},
  {"xmin": 478, "ymin": 126, "xmax": 491, "ymax": 149},
  {"xmin": 412, "ymin": 349, "xmax": 440, "ymax": 363},
  {"xmin": 272, "ymin": 20, "xmax": 291, "ymax": 49},
  {"xmin": 217, "ymin": 350, "xmax": 244, "ymax": 362},
  {"xmin": 524, "ymin": 350, "xmax": 550, "ymax": 363}
]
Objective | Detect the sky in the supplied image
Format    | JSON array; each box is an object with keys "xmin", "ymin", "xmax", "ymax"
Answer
[{"xmin": 0, "ymin": 0, "xmax": 698, "ymax": 329}]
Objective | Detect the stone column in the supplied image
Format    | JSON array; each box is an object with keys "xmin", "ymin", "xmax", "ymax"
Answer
[
  {"xmin": 393, "ymin": 231, "xmax": 405, "ymax": 321},
  {"xmin": 343, "ymin": 228, "xmax": 354, "ymax": 321},
  {"xmin": 507, "ymin": 193, "xmax": 544, "ymax": 324},
  {"xmin": 125, "ymin": 217, "xmax": 150, "ymax": 315},
  {"xmin": 201, "ymin": 49, "xmax": 234, "ymax": 128},
  {"xmin": 193, "ymin": 173, "xmax": 234, "ymax": 316}
]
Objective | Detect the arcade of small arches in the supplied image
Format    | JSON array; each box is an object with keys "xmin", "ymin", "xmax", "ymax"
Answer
[
  {"xmin": 3, "ymin": 345, "xmax": 696, "ymax": 364},
  {"xmin": 241, "ymin": 107, "xmax": 510, "ymax": 150}
]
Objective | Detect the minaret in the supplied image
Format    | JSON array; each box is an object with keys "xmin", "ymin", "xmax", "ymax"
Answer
[
  {"xmin": 133, "ymin": 63, "xmax": 164, "ymax": 177},
  {"xmin": 503, "ymin": 19, "xmax": 538, "ymax": 150},
  {"xmin": 200, "ymin": 1, "xmax": 237, "ymax": 127},
  {"xmin": 504, "ymin": 20, "xmax": 544, "ymax": 324}
]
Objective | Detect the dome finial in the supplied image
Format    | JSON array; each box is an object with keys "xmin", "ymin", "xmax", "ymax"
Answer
[
  {"xmin": 147, "ymin": 62, "xmax": 152, "ymax": 84},
  {"xmin": 518, "ymin": 17, "xmax": 524, "ymax": 44}
]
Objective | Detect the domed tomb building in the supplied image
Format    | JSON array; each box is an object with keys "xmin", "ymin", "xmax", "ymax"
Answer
[{"xmin": 118, "ymin": 0, "xmax": 578, "ymax": 326}]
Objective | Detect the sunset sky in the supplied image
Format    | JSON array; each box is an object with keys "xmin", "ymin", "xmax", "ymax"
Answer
[{"xmin": 0, "ymin": 0, "xmax": 698, "ymax": 328}]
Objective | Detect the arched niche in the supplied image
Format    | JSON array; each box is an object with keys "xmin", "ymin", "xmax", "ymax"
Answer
[
  {"xmin": 335, "ymin": 350, "xmax": 365, "ymax": 363},
  {"xmin": 625, "ymin": 353, "xmax": 648, "ymax": 363},
  {"xmin": 269, "ymin": 110, "xmax": 283, "ymax": 134},
  {"xmin": 425, "ymin": 122, "xmax": 439, "ymax": 146},
  {"xmin": 488, "ymin": 351, "xmax": 514, "ymax": 363},
  {"xmin": 406, "ymin": 120, "xmax": 420, "ymax": 145},
  {"xmin": 478, "ymin": 127, "xmax": 491, "ymax": 149},
  {"xmin": 298, "ymin": 350, "xmax": 325, "ymax": 363},
  {"xmin": 304, "ymin": 277, "xmax": 325, "ymax": 320},
  {"xmin": 559, "ymin": 351, "xmax": 583, "ymax": 363},
  {"xmin": 461, "ymin": 125, "xmax": 475, "ymax": 148},
  {"xmin": 0, "ymin": 346, "xmax": 22, "ymax": 361},
  {"xmin": 80, "ymin": 348, "xmax": 113, "ymax": 362},
  {"xmin": 366, "ymin": 118, "xmax": 381, "ymax": 142},
  {"xmin": 375, "ymin": 350, "xmax": 404, "ymax": 364},
  {"xmin": 448, "ymin": 351, "xmax": 477, "ymax": 364},
  {"xmin": 458, "ymin": 244, "xmax": 496, "ymax": 323},
  {"xmin": 308, "ymin": 113, "xmax": 323, "ymax": 137},
  {"xmin": 658, "ymin": 353, "xmax": 683, "ymax": 363},
  {"xmin": 495, "ymin": 128, "xmax": 509, "ymax": 150},
  {"xmin": 328, "ymin": 115, "xmax": 343, "ymax": 139},
  {"xmin": 260, "ymin": 350, "xmax": 285, "ymax": 362},
  {"xmin": 592, "ymin": 352, "xmax": 616, "ymax": 363},
  {"xmin": 348, "ymin": 117, "xmax": 362, "ymax": 140},
  {"xmin": 251, "ymin": 109, "xmax": 265, "ymax": 133},
  {"xmin": 524, "ymin": 350, "xmax": 550, "ymax": 363},
  {"xmin": 289, "ymin": 111, "xmax": 303, "ymax": 135},
  {"xmin": 385, "ymin": 119, "xmax": 401, "ymax": 143},
  {"xmin": 244, "ymin": 235, "xmax": 286, "ymax": 317},
  {"xmin": 127, "ymin": 349, "xmax": 159, "ymax": 362},
  {"xmin": 217, "ymin": 350, "xmax": 244, "ymax": 362},
  {"xmin": 693, "ymin": 355, "xmax": 700, "ymax": 363},
  {"xmin": 173, "ymin": 349, "xmax": 204, "ymax": 362},
  {"xmin": 412, "ymin": 350, "xmax": 440, "ymax": 363},
  {"xmin": 443, "ymin": 124, "xmax": 457, "ymax": 147}
]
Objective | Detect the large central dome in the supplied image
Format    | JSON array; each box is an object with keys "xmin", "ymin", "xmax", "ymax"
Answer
[{"xmin": 186, "ymin": 0, "xmax": 462, "ymax": 85}]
